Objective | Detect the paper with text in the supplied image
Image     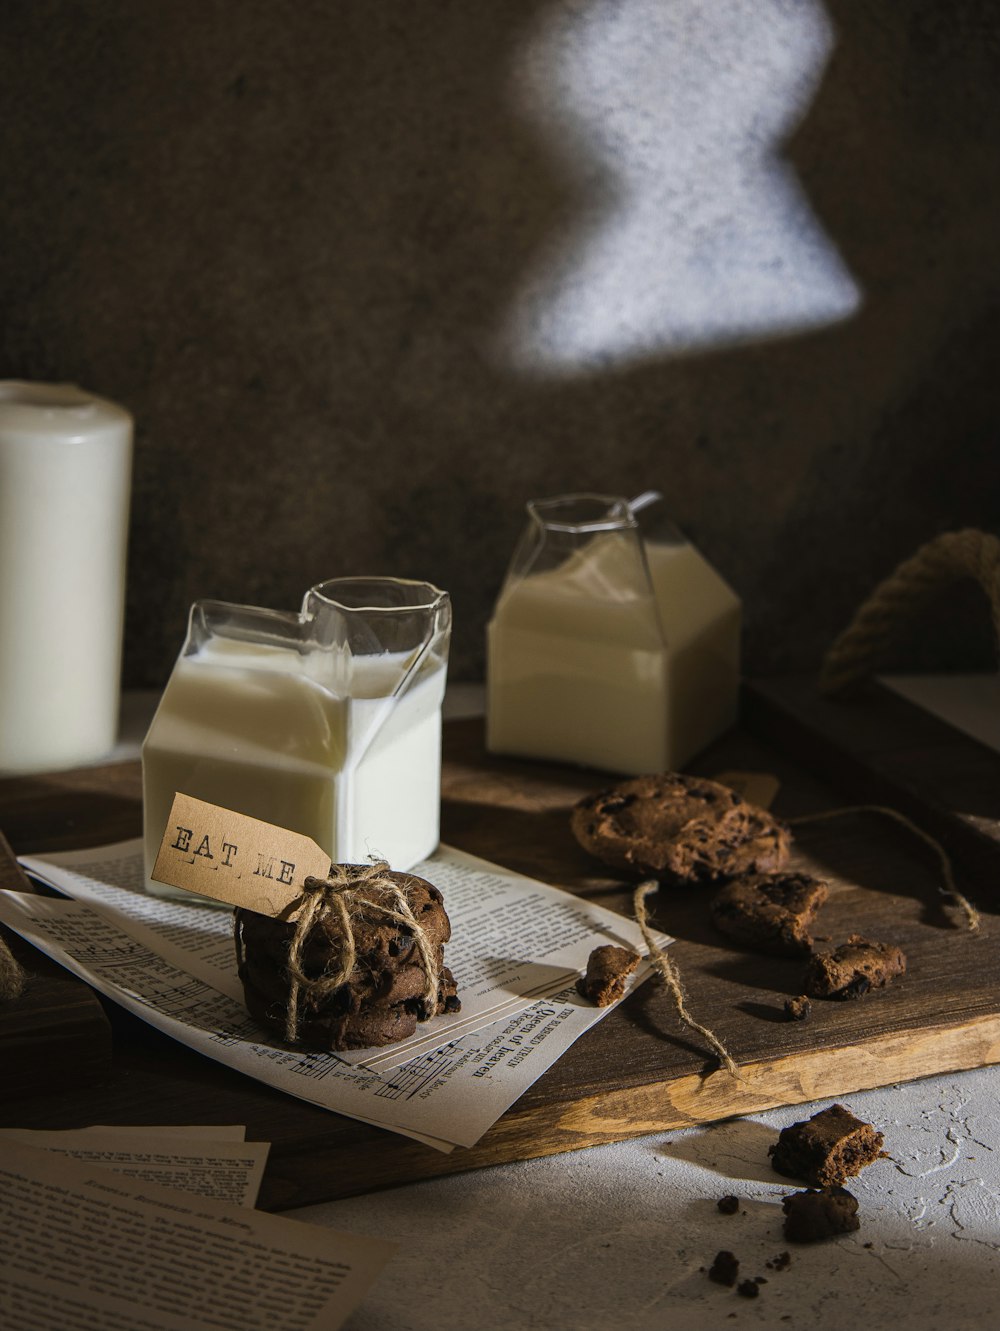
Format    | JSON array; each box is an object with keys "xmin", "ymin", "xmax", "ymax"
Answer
[
  {"xmin": 0, "ymin": 1138, "xmax": 392, "ymax": 1331},
  {"xmin": 0, "ymin": 1128, "xmax": 269, "ymax": 1207}
]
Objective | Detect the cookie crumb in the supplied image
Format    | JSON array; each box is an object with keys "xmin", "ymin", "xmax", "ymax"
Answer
[
  {"xmin": 717, "ymin": 1195, "xmax": 740, "ymax": 1215},
  {"xmin": 708, "ymin": 1250, "xmax": 740, "ymax": 1286},
  {"xmin": 784, "ymin": 995, "xmax": 812, "ymax": 1021},
  {"xmin": 577, "ymin": 945, "xmax": 640, "ymax": 1006},
  {"xmin": 782, "ymin": 1187, "xmax": 860, "ymax": 1242},
  {"xmin": 737, "ymin": 1279, "xmax": 760, "ymax": 1298}
]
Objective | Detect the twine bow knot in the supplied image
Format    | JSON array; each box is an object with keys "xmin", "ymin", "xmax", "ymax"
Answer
[{"xmin": 281, "ymin": 860, "xmax": 441, "ymax": 1043}]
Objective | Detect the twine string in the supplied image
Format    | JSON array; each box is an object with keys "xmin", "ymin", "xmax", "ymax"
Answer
[
  {"xmin": 632, "ymin": 880, "xmax": 742, "ymax": 1079},
  {"xmin": 820, "ymin": 528, "xmax": 1000, "ymax": 694},
  {"xmin": 788, "ymin": 804, "xmax": 980, "ymax": 932},
  {"xmin": 0, "ymin": 933, "xmax": 25, "ymax": 1002},
  {"xmin": 256, "ymin": 860, "xmax": 440, "ymax": 1043}
]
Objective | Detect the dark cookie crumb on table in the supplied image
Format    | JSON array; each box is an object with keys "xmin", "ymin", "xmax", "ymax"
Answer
[
  {"xmin": 784, "ymin": 995, "xmax": 812, "ymax": 1022},
  {"xmin": 782, "ymin": 1187, "xmax": 860, "ymax": 1242},
  {"xmin": 708, "ymin": 1250, "xmax": 740, "ymax": 1286},
  {"xmin": 717, "ymin": 1194, "xmax": 740, "ymax": 1215},
  {"xmin": 737, "ymin": 1279, "xmax": 760, "ymax": 1298}
]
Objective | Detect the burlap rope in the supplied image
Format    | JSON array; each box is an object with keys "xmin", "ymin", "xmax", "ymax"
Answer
[
  {"xmin": 237, "ymin": 861, "xmax": 442, "ymax": 1044},
  {"xmin": 0, "ymin": 934, "xmax": 25, "ymax": 1002},
  {"xmin": 820, "ymin": 528, "xmax": 1000, "ymax": 695}
]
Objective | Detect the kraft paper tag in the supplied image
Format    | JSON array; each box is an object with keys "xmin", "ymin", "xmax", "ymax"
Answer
[
  {"xmin": 712, "ymin": 770, "xmax": 781, "ymax": 810},
  {"xmin": 152, "ymin": 792, "xmax": 332, "ymax": 918}
]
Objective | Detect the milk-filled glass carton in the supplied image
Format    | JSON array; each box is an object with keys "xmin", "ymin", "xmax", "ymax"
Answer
[
  {"xmin": 142, "ymin": 577, "xmax": 450, "ymax": 897},
  {"xmin": 486, "ymin": 493, "xmax": 740, "ymax": 773}
]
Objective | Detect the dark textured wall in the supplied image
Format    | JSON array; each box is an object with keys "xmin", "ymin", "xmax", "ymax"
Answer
[{"xmin": 1, "ymin": 0, "xmax": 998, "ymax": 685}]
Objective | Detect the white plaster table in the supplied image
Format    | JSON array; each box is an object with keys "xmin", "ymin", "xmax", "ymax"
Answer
[{"xmin": 296, "ymin": 1067, "xmax": 1000, "ymax": 1331}]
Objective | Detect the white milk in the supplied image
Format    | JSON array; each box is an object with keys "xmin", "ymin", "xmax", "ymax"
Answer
[
  {"xmin": 487, "ymin": 537, "xmax": 740, "ymax": 773},
  {"xmin": 142, "ymin": 637, "xmax": 446, "ymax": 894},
  {"xmin": 0, "ymin": 382, "xmax": 132, "ymax": 774}
]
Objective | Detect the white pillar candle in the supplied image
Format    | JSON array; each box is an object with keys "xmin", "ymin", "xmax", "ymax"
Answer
[{"xmin": 0, "ymin": 381, "xmax": 133, "ymax": 774}]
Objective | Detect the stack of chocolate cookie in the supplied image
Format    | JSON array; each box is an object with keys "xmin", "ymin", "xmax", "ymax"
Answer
[{"xmin": 236, "ymin": 868, "xmax": 460, "ymax": 1051}]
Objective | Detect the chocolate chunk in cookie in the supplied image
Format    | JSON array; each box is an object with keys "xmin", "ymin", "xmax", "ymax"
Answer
[
  {"xmin": 570, "ymin": 773, "xmax": 790, "ymax": 884},
  {"xmin": 769, "ymin": 1104, "xmax": 885, "ymax": 1187},
  {"xmin": 781, "ymin": 1187, "xmax": 860, "ymax": 1242},
  {"xmin": 577, "ymin": 944, "xmax": 640, "ymax": 1007},
  {"xmin": 710, "ymin": 871, "xmax": 829, "ymax": 956},
  {"xmin": 803, "ymin": 935, "xmax": 906, "ymax": 1000}
]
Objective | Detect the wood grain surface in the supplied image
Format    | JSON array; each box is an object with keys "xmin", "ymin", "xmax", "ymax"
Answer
[{"xmin": 0, "ymin": 698, "xmax": 996, "ymax": 1209}]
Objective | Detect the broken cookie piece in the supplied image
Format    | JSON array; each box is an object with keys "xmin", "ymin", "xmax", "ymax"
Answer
[
  {"xmin": 782, "ymin": 1187, "xmax": 860, "ymax": 1242},
  {"xmin": 708, "ymin": 1250, "xmax": 740, "ymax": 1286},
  {"xmin": 710, "ymin": 871, "xmax": 829, "ymax": 956},
  {"xmin": 577, "ymin": 944, "xmax": 640, "ymax": 1007},
  {"xmin": 769, "ymin": 1104, "xmax": 884, "ymax": 1187},
  {"xmin": 803, "ymin": 934, "xmax": 906, "ymax": 1000}
]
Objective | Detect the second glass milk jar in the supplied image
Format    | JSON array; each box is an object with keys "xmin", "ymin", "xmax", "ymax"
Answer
[
  {"xmin": 486, "ymin": 493, "xmax": 740, "ymax": 774},
  {"xmin": 142, "ymin": 577, "xmax": 451, "ymax": 895}
]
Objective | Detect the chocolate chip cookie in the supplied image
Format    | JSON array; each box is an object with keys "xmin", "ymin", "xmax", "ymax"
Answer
[{"xmin": 570, "ymin": 773, "xmax": 790, "ymax": 884}]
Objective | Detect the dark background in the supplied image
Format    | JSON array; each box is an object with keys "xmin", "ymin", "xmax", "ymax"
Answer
[{"xmin": 1, "ymin": 0, "xmax": 998, "ymax": 685}]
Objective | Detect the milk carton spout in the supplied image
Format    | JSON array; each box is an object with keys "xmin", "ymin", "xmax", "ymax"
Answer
[{"xmin": 302, "ymin": 576, "xmax": 451, "ymax": 698}]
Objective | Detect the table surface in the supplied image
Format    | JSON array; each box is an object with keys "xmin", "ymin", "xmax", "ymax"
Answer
[{"xmin": 22, "ymin": 679, "xmax": 1000, "ymax": 1329}]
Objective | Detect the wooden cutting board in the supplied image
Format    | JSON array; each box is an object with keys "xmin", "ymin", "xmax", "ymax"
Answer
[{"xmin": 0, "ymin": 696, "xmax": 996, "ymax": 1211}]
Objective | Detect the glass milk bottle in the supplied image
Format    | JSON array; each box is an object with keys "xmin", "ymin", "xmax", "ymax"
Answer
[
  {"xmin": 486, "ymin": 493, "xmax": 740, "ymax": 774},
  {"xmin": 142, "ymin": 577, "xmax": 450, "ymax": 897}
]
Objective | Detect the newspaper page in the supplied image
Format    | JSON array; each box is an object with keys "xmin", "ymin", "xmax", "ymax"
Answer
[
  {"xmin": 0, "ymin": 889, "xmax": 657, "ymax": 1151},
  {"xmin": 0, "ymin": 1127, "xmax": 269, "ymax": 1207},
  {"xmin": 20, "ymin": 839, "xmax": 663, "ymax": 1069},
  {"xmin": 0, "ymin": 1138, "xmax": 393, "ymax": 1331}
]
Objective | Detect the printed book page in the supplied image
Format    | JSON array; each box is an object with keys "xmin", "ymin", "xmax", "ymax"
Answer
[
  {"xmin": 0, "ymin": 1127, "xmax": 269, "ymax": 1207},
  {"xmin": 0, "ymin": 1138, "xmax": 393, "ymax": 1331},
  {"xmin": 0, "ymin": 889, "xmax": 658, "ymax": 1150}
]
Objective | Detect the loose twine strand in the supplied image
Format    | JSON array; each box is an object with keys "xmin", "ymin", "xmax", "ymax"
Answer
[
  {"xmin": 820, "ymin": 529, "xmax": 1000, "ymax": 694},
  {"xmin": 633, "ymin": 880, "xmax": 742, "ymax": 1080},
  {"xmin": 788, "ymin": 805, "xmax": 980, "ymax": 933},
  {"xmin": 0, "ymin": 934, "xmax": 25, "ymax": 1002},
  {"xmin": 240, "ymin": 860, "xmax": 441, "ymax": 1044},
  {"xmin": 631, "ymin": 801, "xmax": 980, "ymax": 1080}
]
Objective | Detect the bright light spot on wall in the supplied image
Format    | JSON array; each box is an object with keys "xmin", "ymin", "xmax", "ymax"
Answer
[{"xmin": 496, "ymin": 0, "xmax": 862, "ymax": 375}]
